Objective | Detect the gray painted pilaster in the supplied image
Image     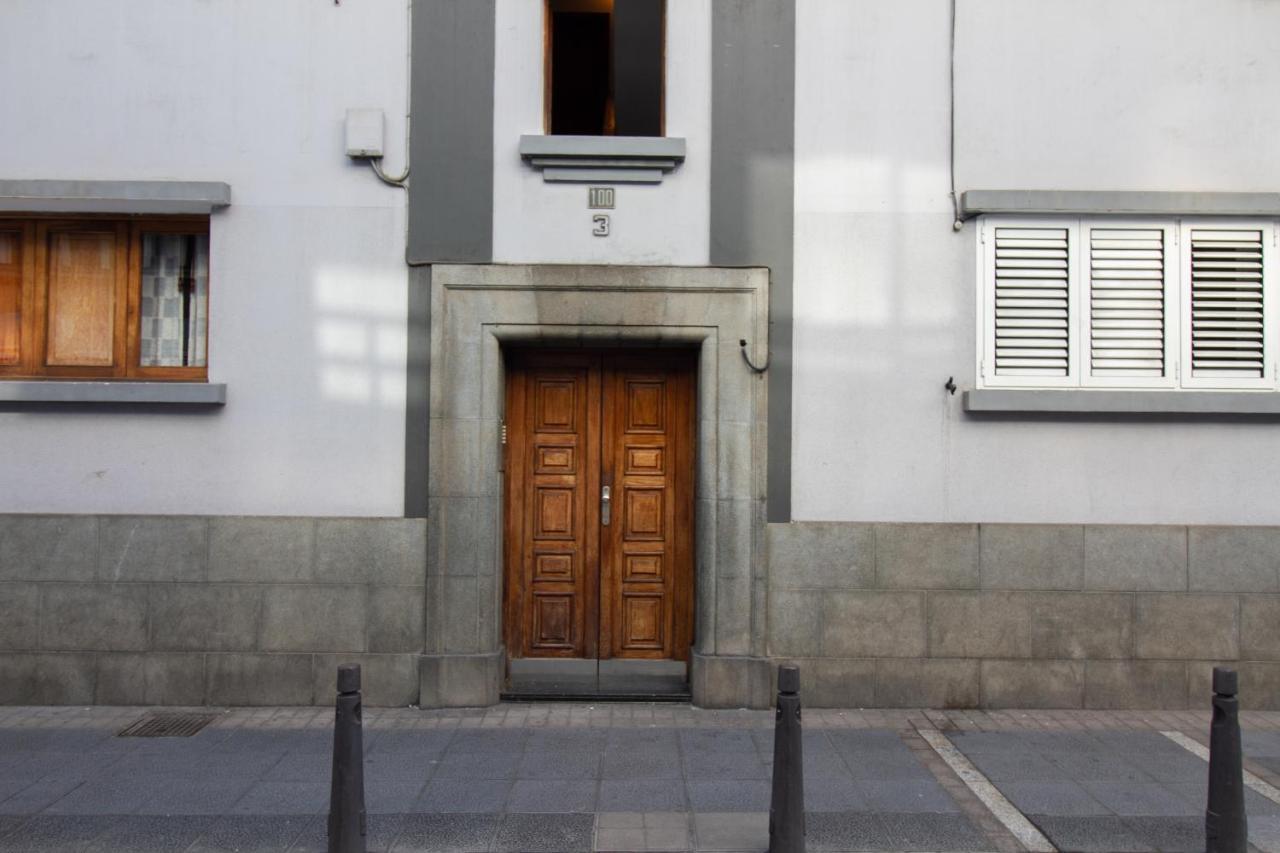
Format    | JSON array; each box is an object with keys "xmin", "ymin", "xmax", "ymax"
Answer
[
  {"xmin": 404, "ymin": 266, "xmax": 432, "ymax": 518},
  {"xmin": 710, "ymin": 0, "xmax": 795, "ymax": 522},
  {"xmin": 407, "ymin": 0, "xmax": 495, "ymax": 264}
]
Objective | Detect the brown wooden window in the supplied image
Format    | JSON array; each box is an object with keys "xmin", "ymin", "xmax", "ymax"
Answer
[
  {"xmin": 0, "ymin": 217, "xmax": 209, "ymax": 381},
  {"xmin": 546, "ymin": 0, "xmax": 665, "ymax": 137}
]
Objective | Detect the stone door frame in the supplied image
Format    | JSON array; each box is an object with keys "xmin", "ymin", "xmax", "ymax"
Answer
[{"xmin": 420, "ymin": 264, "xmax": 771, "ymax": 708}]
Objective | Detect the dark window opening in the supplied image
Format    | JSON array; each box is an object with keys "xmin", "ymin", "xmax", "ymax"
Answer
[{"xmin": 547, "ymin": 0, "xmax": 664, "ymax": 137}]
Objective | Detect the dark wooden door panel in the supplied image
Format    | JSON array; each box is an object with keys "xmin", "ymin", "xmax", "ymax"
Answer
[
  {"xmin": 601, "ymin": 358, "xmax": 694, "ymax": 661},
  {"xmin": 505, "ymin": 349, "xmax": 693, "ymax": 663}
]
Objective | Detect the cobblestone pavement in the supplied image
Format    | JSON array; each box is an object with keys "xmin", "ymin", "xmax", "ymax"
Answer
[{"xmin": 0, "ymin": 704, "xmax": 1279, "ymax": 852}]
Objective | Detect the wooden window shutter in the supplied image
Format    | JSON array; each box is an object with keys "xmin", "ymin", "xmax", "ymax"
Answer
[
  {"xmin": 987, "ymin": 223, "xmax": 1076, "ymax": 383},
  {"xmin": 1085, "ymin": 224, "xmax": 1175, "ymax": 385},
  {"xmin": 1183, "ymin": 224, "xmax": 1271, "ymax": 386}
]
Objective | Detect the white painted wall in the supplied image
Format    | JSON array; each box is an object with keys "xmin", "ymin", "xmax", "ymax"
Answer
[
  {"xmin": 0, "ymin": 0, "xmax": 410, "ymax": 516},
  {"xmin": 491, "ymin": 0, "xmax": 711, "ymax": 265},
  {"xmin": 792, "ymin": 0, "xmax": 1280, "ymax": 524}
]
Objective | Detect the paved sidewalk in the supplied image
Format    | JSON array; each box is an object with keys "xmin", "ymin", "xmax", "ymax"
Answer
[{"xmin": 0, "ymin": 704, "xmax": 1279, "ymax": 852}]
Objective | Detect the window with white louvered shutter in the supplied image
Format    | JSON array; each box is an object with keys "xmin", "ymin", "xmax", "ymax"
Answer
[
  {"xmin": 1181, "ymin": 224, "xmax": 1273, "ymax": 387},
  {"xmin": 1084, "ymin": 224, "xmax": 1175, "ymax": 386},
  {"xmin": 987, "ymin": 224, "xmax": 1075, "ymax": 384}
]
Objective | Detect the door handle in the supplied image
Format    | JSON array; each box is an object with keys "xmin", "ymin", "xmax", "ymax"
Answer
[{"xmin": 601, "ymin": 485, "xmax": 611, "ymax": 526}]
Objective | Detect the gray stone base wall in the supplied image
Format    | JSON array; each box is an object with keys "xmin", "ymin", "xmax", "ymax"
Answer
[
  {"xmin": 767, "ymin": 523, "xmax": 1280, "ymax": 710},
  {"xmin": 0, "ymin": 515, "xmax": 426, "ymax": 707}
]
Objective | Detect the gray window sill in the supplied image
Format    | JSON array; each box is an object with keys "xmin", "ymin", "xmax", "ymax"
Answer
[
  {"xmin": 965, "ymin": 389, "xmax": 1280, "ymax": 415},
  {"xmin": 0, "ymin": 180, "xmax": 231, "ymax": 215},
  {"xmin": 518, "ymin": 135, "xmax": 686, "ymax": 183},
  {"xmin": 960, "ymin": 190, "xmax": 1280, "ymax": 219},
  {"xmin": 0, "ymin": 381, "xmax": 226, "ymax": 406}
]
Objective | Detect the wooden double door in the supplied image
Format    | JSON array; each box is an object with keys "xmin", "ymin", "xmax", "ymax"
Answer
[{"xmin": 504, "ymin": 349, "xmax": 695, "ymax": 663}]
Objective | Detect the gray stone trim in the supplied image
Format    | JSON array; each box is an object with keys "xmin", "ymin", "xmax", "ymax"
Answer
[
  {"xmin": 965, "ymin": 388, "xmax": 1280, "ymax": 415},
  {"xmin": 960, "ymin": 189, "xmax": 1280, "ymax": 219},
  {"xmin": 407, "ymin": 0, "xmax": 495, "ymax": 263},
  {"xmin": 710, "ymin": 0, "xmax": 795, "ymax": 523},
  {"xmin": 518, "ymin": 135, "xmax": 686, "ymax": 183},
  {"xmin": 0, "ymin": 381, "xmax": 225, "ymax": 406},
  {"xmin": 0, "ymin": 180, "xmax": 230, "ymax": 214},
  {"xmin": 405, "ymin": 266, "xmax": 432, "ymax": 518},
  {"xmin": 426, "ymin": 264, "xmax": 769, "ymax": 707}
]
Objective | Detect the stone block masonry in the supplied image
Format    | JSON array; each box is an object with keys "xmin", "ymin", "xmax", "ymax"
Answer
[
  {"xmin": 4, "ymin": 513, "xmax": 1280, "ymax": 709},
  {"xmin": 0, "ymin": 515, "xmax": 425, "ymax": 707},
  {"xmin": 767, "ymin": 522, "xmax": 1280, "ymax": 710}
]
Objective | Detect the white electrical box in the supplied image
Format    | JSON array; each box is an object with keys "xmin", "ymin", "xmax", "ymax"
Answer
[{"xmin": 344, "ymin": 108, "xmax": 384, "ymax": 158}]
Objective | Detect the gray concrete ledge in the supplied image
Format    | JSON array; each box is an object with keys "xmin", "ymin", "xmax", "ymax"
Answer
[
  {"xmin": 0, "ymin": 180, "xmax": 231, "ymax": 214},
  {"xmin": 965, "ymin": 389, "xmax": 1280, "ymax": 415},
  {"xmin": 960, "ymin": 189, "xmax": 1280, "ymax": 218},
  {"xmin": 519, "ymin": 135, "xmax": 686, "ymax": 183},
  {"xmin": 0, "ymin": 381, "xmax": 226, "ymax": 406}
]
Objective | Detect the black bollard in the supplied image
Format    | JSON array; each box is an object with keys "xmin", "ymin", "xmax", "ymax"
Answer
[
  {"xmin": 1206, "ymin": 667, "xmax": 1247, "ymax": 853},
  {"xmin": 328, "ymin": 664, "xmax": 367, "ymax": 853},
  {"xmin": 768, "ymin": 665, "xmax": 805, "ymax": 853}
]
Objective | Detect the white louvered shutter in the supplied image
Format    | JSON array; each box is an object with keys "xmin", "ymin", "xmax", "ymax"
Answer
[
  {"xmin": 989, "ymin": 224, "xmax": 1074, "ymax": 382},
  {"xmin": 1184, "ymin": 225, "xmax": 1269, "ymax": 385},
  {"xmin": 1085, "ymin": 225, "xmax": 1172, "ymax": 385}
]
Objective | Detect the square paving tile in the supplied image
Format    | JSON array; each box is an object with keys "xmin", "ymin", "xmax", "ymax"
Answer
[
  {"xmin": 686, "ymin": 781, "xmax": 770, "ymax": 813},
  {"xmin": 691, "ymin": 811, "xmax": 767, "ymax": 852},
  {"xmin": 414, "ymin": 779, "xmax": 510, "ymax": 814},
  {"xmin": 596, "ymin": 826, "xmax": 647, "ymax": 851},
  {"xmin": 679, "ymin": 731, "xmax": 757, "ymax": 755},
  {"xmin": 853, "ymin": 779, "xmax": 959, "ymax": 814},
  {"xmin": 643, "ymin": 812, "xmax": 692, "ymax": 852},
  {"xmin": 842, "ymin": 750, "xmax": 933, "ymax": 782},
  {"xmin": 966, "ymin": 749, "xmax": 1064, "ymax": 782},
  {"xmin": 1080, "ymin": 781, "xmax": 1198, "ymax": 817},
  {"xmin": 0, "ymin": 777, "xmax": 84, "ymax": 815},
  {"xmin": 1123, "ymin": 749, "xmax": 1209, "ymax": 783},
  {"xmin": 506, "ymin": 780, "xmax": 597, "ymax": 813},
  {"xmin": 134, "ymin": 779, "xmax": 256, "ymax": 816},
  {"xmin": 803, "ymin": 777, "xmax": 865, "ymax": 812},
  {"xmin": 41, "ymin": 781, "xmax": 147, "ymax": 815},
  {"xmin": 365, "ymin": 773, "xmax": 430, "ymax": 814},
  {"xmin": 432, "ymin": 753, "xmax": 520, "ymax": 780},
  {"xmin": 1044, "ymin": 750, "xmax": 1152, "ymax": 782},
  {"xmin": 998, "ymin": 780, "xmax": 1110, "ymax": 816},
  {"xmin": 517, "ymin": 751, "xmax": 600, "ymax": 780},
  {"xmin": 493, "ymin": 813, "xmax": 594, "ymax": 852},
  {"xmin": 683, "ymin": 751, "xmax": 768, "ymax": 780},
  {"xmin": 601, "ymin": 750, "xmax": 682, "ymax": 780},
  {"xmin": 228, "ymin": 780, "xmax": 327, "ymax": 815},
  {"xmin": 598, "ymin": 780, "xmax": 687, "ymax": 812},
  {"xmin": 1029, "ymin": 815, "xmax": 1155, "ymax": 852},
  {"xmin": 390, "ymin": 813, "xmax": 501, "ymax": 853}
]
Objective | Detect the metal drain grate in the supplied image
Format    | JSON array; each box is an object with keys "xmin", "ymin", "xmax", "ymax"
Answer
[{"xmin": 118, "ymin": 713, "xmax": 218, "ymax": 738}]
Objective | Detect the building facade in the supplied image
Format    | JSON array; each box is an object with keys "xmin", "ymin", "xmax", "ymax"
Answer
[{"xmin": 3, "ymin": 0, "xmax": 1280, "ymax": 710}]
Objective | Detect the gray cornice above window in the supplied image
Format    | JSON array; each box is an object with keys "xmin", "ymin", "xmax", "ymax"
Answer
[
  {"xmin": 0, "ymin": 180, "xmax": 231, "ymax": 214},
  {"xmin": 519, "ymin": 135, "xmax": 686, "ymax": 183},
  {"xmin": 960, "ymin": 190, "xmax": 1280, "ymax": 219}
]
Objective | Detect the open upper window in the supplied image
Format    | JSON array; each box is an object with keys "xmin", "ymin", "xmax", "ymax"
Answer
[
  {"xmin": 0, "ymin": 216, "xmax": 210, "ymax": 381},
  {"xmin": 546, "ymin": 0, "xmax": 665, "ymax": 137}
]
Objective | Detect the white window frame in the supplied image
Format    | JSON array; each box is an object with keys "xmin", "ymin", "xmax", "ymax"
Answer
[{"xmin": 978, "ymin": 215, "xmax": 1278, "ymax": 392}]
